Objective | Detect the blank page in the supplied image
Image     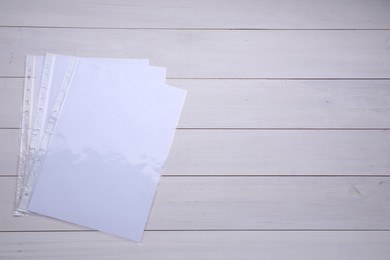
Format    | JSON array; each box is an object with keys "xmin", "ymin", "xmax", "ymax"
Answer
[
  {"xmin": 27, "ymin": 60, "xmax": 186, "ymax": 241},
  {"xmin": 18, "ymin": 55, "xmax": 166, "ymax": 213}
]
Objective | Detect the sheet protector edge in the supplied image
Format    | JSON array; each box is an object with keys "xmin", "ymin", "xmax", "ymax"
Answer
[
  {"xmin": 17, "ymin": 58, "xmax": 79, "ymax": 213},
  {"xmin": 14, "ymin": 56, "xmax": 35, "ymax": 216}
]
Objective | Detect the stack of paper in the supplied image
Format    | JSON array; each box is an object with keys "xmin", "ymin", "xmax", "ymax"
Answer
[{"xmin": 15, "ymin": 54, "xmax": 186, "ymax": 242}]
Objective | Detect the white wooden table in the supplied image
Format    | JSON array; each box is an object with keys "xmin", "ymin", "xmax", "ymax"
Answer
[{"xmin": 1, "ymin": 1, "xmax": 390, "ymax": 259}]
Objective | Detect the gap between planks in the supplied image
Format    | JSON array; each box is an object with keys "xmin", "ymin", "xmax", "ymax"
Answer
[{"xmin": 1, "ymin": 26, "xmax": 390, "ymax": 30}]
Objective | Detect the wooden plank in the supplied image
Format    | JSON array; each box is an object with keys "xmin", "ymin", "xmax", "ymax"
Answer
[
  {"xmin": 178, "ymin": 79, "xmax": 390, "ymax": 129},
  {"xmin": 1, "ymin": 231, "xmax": 390, "ymax": 260},
  {"xmin": 0, "ymin": 0, "xmax": 389, "ymax": 29},
  {"xmin": 2, "ymin": 78, "xmax": 390, "ymax": 129},
  {"xmin": 0, "ymin": 78, "xmax": 23, "ymax": 128},
  {"xmin": 1, "ymin": 29, "xmax": 390, "ymax": 78},
  {"xmin": 1, "ymin": 129, "xmax": 390, "ymax": 176},
  {"xmin": 1, "ymin": 176, "xmax": 390, "ymax": 231},
  {"xmin": 166, "ymin": 129, "xmax": 390, "ymax": 175},
  {"xmin": 0, "ymin": 129, "xmax": 19, "ymax": 175}
]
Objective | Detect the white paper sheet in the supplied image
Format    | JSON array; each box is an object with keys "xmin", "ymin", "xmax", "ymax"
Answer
[
  {"xmin": 17, "ymin": 54, "xmax": 166, "ymax": 213},
  {"xmin": 29, "ymin": 55, "xmax": 158, "ymax": 165},
  {"xmin": 27, "ymin": 59, "xmax": 186, "ymax": 241}
]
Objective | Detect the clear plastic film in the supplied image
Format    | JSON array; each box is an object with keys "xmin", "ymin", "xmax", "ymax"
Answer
[
  {"xmin": 15, "ymin": 54, "xmax": 186, "ymax": 242},
  {"xmin": 17, "ymin": 57, "xmax": 79, "ymax": 213},
  {"xmin": 16, "ymin": 54, "xmax": 167, "ymax": 214},
  {"xmin": 14, "ymin": 55, "xmax": 44, "ymax": 216}
]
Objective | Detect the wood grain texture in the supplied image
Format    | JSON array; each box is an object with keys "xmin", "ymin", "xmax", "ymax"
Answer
[
  {"xmin": 1, "ymin": 231, "xmax": 390, "ymax": 260},
  {"xmin": 1, "ymin": 0, "xmax": 389, "ymax": 258},
  {"xmin": 177, "ymin": 79, "xmax": 390, "ymax": 129},
  {"xmin": 166, "ymin": 129, "xmax": 390, "ymax": 175},
  {"xmin": 1, "ymin": 129, "xmax": 390, "ymax": 176},
  {"xmin": 0, "ymin": 0, "xmax": 389, "ymax": 29},
  {"xmin": 1, "ymin": 28, "xmax": 390, "ymax": 78},
  {"xmin": 0, "ymin": 129, "xmax": 19, "ymax": 175},
  {"xmin": 1, "ymin": 176, "xmax": 390, "ymax": 231},
  {"xmin": 2, "ymin": 78, "xmax": 390, "ymax": 129},
  {"xmin": 0, "ymin": 78, "xmax": 23, "ymax": 128}
]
